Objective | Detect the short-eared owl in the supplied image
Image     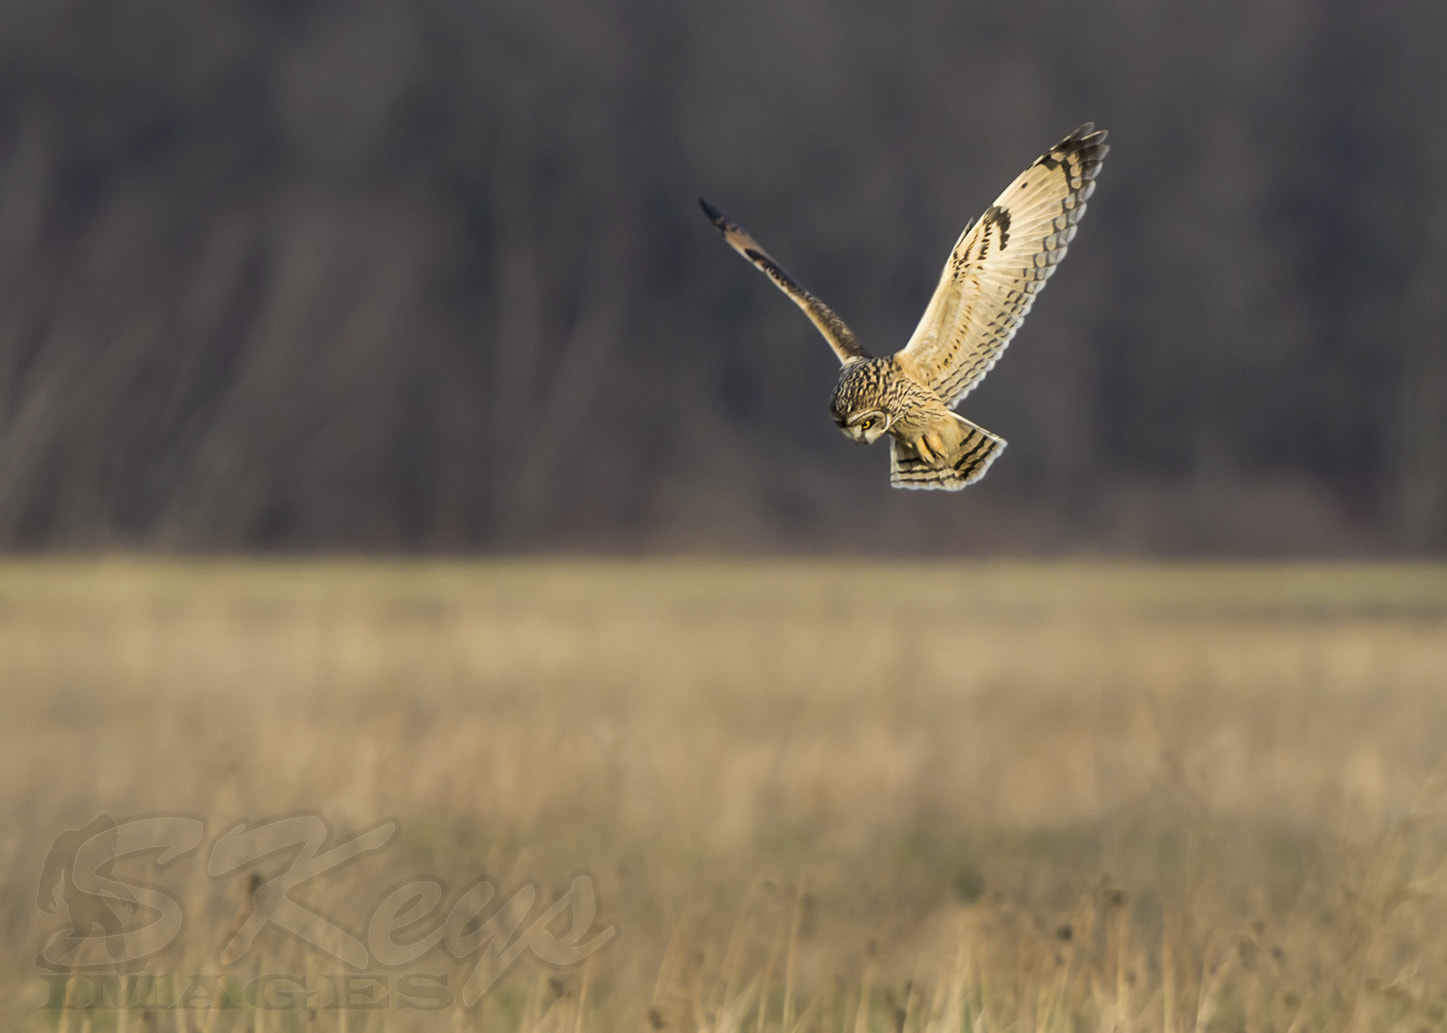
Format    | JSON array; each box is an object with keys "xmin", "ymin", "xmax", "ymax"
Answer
[{"xmin": 701, "ymin": 123, "xmax": 1108, "ymax": 490}]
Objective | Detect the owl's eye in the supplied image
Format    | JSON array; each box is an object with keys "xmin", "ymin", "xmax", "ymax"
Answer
[{"xmin": 860, "ymin": 418, "xmax": 874, "ymax": 431}]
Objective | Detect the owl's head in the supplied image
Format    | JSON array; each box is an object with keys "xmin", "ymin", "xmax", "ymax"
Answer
[
  {"xmin": 830, "ymin": 359, "xmax": 895, "ymax": 445},
  {"xmin": 835, "ymin": 409, "xmax": 891, "ymax": 444}
]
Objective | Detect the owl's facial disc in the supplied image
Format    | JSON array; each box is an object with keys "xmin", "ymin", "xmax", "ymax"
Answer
[{"xmin": 840, "ymin": 410, "xmax": 890, "ymax": 444}]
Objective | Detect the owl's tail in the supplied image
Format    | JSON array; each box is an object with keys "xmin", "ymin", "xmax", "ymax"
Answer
[{"xmin": 889, "ymin": 415, "xmax": 1005, "ymax": 491}]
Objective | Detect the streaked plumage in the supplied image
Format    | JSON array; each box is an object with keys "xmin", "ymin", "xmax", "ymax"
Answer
[{"xmin": 701, "ymin": 123, "xmax": 1108, "ymax": 490}]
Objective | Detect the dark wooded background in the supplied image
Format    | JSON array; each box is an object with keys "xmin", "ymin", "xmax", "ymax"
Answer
[{"xmin": 0, "ymin": 0, "xmax": 1442, "ymax": 554}]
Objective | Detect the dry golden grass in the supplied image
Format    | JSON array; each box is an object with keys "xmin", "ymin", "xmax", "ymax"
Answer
[{"xmin": 4, "ymin": 558, "xmax": 1447, "ymax": 1032}]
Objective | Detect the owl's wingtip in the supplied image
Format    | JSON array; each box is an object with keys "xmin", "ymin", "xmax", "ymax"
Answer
[{"xmin": 698, "ymin": 198, "xmax": 728, "ymax": 230}]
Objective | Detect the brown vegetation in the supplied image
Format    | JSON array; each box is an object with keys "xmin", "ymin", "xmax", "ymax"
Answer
[{"xmin": 6, "ymin": 559, "xmax": 1447, "ymax": 1029}]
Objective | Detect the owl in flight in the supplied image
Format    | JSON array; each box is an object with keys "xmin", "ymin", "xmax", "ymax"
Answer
[{"xmin": 701, "ymin": 123, "xmax": 1108, "ymax": 489}]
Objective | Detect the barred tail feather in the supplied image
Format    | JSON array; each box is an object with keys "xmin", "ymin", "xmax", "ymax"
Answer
[{"xmin": 889, "ymin": 416, "xmax": 1005, "ymax": 491}]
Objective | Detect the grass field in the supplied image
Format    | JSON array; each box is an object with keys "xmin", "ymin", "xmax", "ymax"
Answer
[{"xmin": 4, "ymin": 559, "xmax": 1447, "ymax": 1032}]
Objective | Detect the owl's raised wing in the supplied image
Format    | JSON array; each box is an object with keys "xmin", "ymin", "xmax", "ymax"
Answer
[
  {"xmin": 896, "ymin": 124, "xmax": 1107, "ymax": 407},
  {"xmin": 700, "ymin": 199, "xmax": 871, "ymax": 366}
]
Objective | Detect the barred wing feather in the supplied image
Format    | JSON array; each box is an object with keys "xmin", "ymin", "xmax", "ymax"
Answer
[
  {"xmin": 699, "ymin": 198, "xmax": 871, "ymax": 366},
  {"xmin": 897, "ymin": 124, "xmax": 1108, "ymax": 407}
]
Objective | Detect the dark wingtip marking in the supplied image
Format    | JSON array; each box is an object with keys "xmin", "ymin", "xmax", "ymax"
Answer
[
  {"xmin": 1031, "ymin": 123, "xmax": 1110, "ymax": 180},
  {"xmin": 699, "ymin": 198, "xmax": 729, "ymax": 231}
]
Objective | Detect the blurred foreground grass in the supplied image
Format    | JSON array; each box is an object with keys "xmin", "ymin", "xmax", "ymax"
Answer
[{"xmin": 4, "ymin": 559, "xmax": 1447, "ymax": 1031}]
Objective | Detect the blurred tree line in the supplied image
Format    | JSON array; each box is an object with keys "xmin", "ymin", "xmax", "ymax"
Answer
[{"xmin": 0, "ymin": 0, "xmax": 1442, "ymax": 554}]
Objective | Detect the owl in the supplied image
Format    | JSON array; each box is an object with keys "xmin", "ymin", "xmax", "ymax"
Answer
[{"xmin": 701, "ymin": 123, "xmax": 1108, "ymax": 489}]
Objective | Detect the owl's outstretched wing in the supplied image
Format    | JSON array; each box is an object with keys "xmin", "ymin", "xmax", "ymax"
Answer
[
  {"xmin": 700, "ymin": 199, "xmax": 871, "ymax": 366},
  {"xmin": 896, "ymin": 124, "xmax": 1108, "ymax": 407}
]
